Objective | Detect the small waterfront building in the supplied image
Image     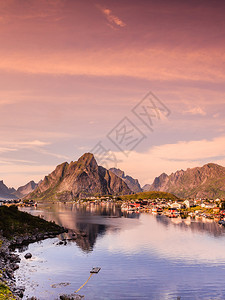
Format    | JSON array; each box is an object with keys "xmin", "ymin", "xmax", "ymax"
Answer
[
  {"xmin": 213, "ymin": 207, "xmax": 220, "ymax": 213},
  {"xmin": 202, "ymin": 202, "xmax": 217, "ymax": 209},
  {"xmin": 220, "ymin": 210, "xmax": 225, "ymax": 216},
  {"xmin": 183, "ymin": 199, "xmax": 195, "ymax": 208},
  {"xmin": 170, "ymin": 202, "xmax": 182, "ymax": 209}
]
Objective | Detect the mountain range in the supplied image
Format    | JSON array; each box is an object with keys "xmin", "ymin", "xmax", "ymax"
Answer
[
  {"xmin": 0, "ymin": 180, "xmax": 37, "ymax": 200},
  {"xmin": 25, "ymin": 153, "xmax": 132, "ymax": 201},
  {"xmin": 2, "ymin": 154, "xmax": 225, "ymax": 201},
  {"xmin": 143, "ymin": 163, "xmax": 225, "ymax": 199}
]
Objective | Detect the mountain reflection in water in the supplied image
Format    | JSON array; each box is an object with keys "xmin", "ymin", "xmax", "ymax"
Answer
[
  {"xmin": 17, "ymin": 203, "xmax": 225, "ymax": 300},
  {"xmin": 155, "ymin": 214, "xmax": 225, "ymax": 237},
  {"xmin": 19, "ymin": 202, "xmax": 140, "ymax": 252},
  {"xmin": 19, "ymin": 202, "xmax": 225, "ymax": 256}
]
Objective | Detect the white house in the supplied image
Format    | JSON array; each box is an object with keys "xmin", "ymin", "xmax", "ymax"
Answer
[
  {"xmin": 170, "ymin": 202, "xmax": 182, "ymax": 209},
  {"xmin": 201, "ymin": 202, "xmax": 217, "ymax": 209},
  {"xmin": 183, "ymin": 199, "xmax": 195, "ymax": 208}
]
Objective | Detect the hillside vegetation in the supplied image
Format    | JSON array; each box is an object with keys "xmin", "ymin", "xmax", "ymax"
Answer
[
  {"xmin": 121, "ymin": 191, "xmax": 179, "ymax": 201},
  {"xmin": 0, "ymin": 206, "xmax": 64, "ymax": 239}
]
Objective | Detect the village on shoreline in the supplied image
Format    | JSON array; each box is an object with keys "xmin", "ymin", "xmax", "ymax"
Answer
[
  {"xmin": 1, "ymin": 193, "xmax": 225, "ymax": 298},
  {"xmin": 79, "ymin": 196, "xmax": 225, "ymax": 226},
  {"xmin": 2, "ymin": 193, "xmax": 225, "ymax": 226}
]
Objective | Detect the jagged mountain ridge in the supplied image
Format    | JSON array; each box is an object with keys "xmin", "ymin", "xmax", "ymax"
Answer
[
  {"xmin": 0, "ymin": 180, "xmax": 37, "ymax": 200},
  {"xmin": 0, "ymin": 180, "xmax": 17, "ymax": 200},
  {"xmin": 109, "ymin": 167, "xmax": 142, "ymax": 193},
  {"xmin": 25, "ymin": 153, "xmax": 132, "ymax": 201},
  {"xmin": 15, "ymin": 180, "xmax": 38, "ymax": 198},
  {"xmin": 143, "ymin": 163, "xmax": 225, "ymax": 199}
]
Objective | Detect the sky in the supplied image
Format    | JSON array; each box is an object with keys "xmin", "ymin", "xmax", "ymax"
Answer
[{"xmin": 0, "ymin": 0, "xmax": 225, "ymax": 188}]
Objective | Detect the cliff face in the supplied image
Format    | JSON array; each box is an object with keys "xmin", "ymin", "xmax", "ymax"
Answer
[
  {"xmin": 144, "ymin": 163, "xmax": 225, "ymax": 199},
  {"xmin": 109, "ymin": 167, "xmax": 142, "ymax": 193},
  {"xmin": 143, "ymin": 173, "xmax": 169, "ymax": 192},
  {"xmin": 26, "ymin": 153, "xmax": 132, "ymax": 201}
]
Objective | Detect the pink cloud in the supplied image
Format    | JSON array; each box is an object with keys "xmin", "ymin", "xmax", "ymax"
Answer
[
  {"xmin": 0, "ymin": 47, "xmax": 224, "ymax": 83},
  {"xmin": 97, "ymin": 5, "xmax": 126, "ymax": 29}
]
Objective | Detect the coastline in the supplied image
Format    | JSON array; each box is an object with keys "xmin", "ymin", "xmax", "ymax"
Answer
[
  {"xmin": 0, "ymin": 206, "xmax": 68, "ymax": 299},
  {"xmin": 0, "ymin": 231, "xmax": 68, "ymax": 299},
  {"xmin": 1, "ymin": 199, "xmax": 224, "ymax": 299}
]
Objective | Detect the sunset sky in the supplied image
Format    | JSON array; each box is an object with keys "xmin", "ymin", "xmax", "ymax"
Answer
[{"xmin": 0, "ymin": 0, "xmax": 225, "ymax": 188}]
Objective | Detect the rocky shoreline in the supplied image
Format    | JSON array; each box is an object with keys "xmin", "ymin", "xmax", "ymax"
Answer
[
  {"xmin": 0, "ymin": 228, "xmax": 67, "ymax": 299},
  {"xmin": 0, "ymin": 227, "xmax": 92, "ymax": 299},
  {"xmin": 0, "ymin": 204, "xmax": 91, "ymax": 299},
  {"xmin": 0, "ymin": 236, "xmax": 22, "ymax": 299}
]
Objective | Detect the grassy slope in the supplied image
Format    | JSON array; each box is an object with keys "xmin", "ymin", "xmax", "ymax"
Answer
[
  {"xmin": 0, "ymin": 206, "xmax": 64, "ymax": 239},
  {"xmin": 121, "ymin": 191, "xmax": 180, "ymax": 201},
  {"xmin": 27, "ymin": 187, "xmax": 60, "ymax": 201}
]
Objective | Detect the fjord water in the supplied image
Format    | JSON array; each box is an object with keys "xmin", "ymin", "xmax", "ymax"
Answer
[{"xmin": 16, "ymin": 203, "xmax": 225, "ymax": 299}]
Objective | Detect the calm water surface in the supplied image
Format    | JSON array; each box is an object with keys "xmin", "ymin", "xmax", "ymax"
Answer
[{"xmin": 15, "ymin": 203, "xmax": 225, "ymax": 299}]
